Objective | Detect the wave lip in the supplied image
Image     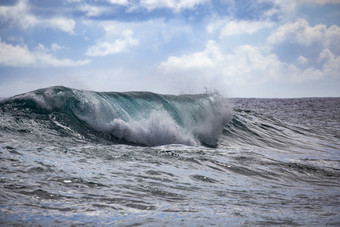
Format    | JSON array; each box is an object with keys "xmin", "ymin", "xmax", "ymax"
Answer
[{"xmin": 0, "ymin": 86, "xmax": 231, "ymax": 147}]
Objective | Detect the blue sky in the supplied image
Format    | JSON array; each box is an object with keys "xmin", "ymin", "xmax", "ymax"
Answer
[{"xmin": 0, "ymin": 0, "xmax": 339, "ymax": 97}]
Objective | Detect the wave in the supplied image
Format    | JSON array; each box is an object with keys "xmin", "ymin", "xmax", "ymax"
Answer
[
  {"xmin": 2, "ymin": 86, "xmax": 334, "ymax": 151},
  {"xmin": 221, "ymin": 103, "xmax": 340, "ymax": 153},
  {"xmin": 0, "ymin": 86, "xmax": 231, "ymax": 147}
]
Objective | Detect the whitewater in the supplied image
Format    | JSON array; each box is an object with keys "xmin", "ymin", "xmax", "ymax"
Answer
[{"xmin": 0, "ymin": 86, "xmax": 339, "ymax": 226}]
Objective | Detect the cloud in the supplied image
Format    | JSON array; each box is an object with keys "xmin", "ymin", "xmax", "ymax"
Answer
[
  {"xmin": 207, "ymin": 19, "xmax": 273, "ymax": 37},
  {"xmin": 159, "ymin": 40, "xmax": 283, "ymax": 84},
  {"xmin": 297, "ymin": 56, "xmax": 308, "ymax": 65},
  {"xmin": 210, "ymin": 44, "xmax": 293, "ymax": 85},
  {"xmin": 47, "ymin": 17, "xmax": 76, "ymax": 34},
  {"xmin": 319, "ymin": 48, "xmax": 340, "ymax": 78},
  {"xmin": 0, "ymin": 39, "xmax": 90, "ymax": 67},
  {"xmin": 0, "ymin": 0, "xmax": 76, "ymax": 34},
  {"xmin": 66, "ymin": 0, "xmax": 207, "ymax": 14},
  {"xmin": 65, "ymin": 0, "xmax": 128, "ymax": 3},
  {"xmin": 85, "ymin": 18, "xmax": 194, "ymax": 57},
  {"xmin": 304, "ymin": 0, "xmax": 340, "ymax": 4},
  {"xmin": 86, "ymin": 29, "xmax": 139, "ymax": 56},
  {"xmin": 267, "ymin": 18, "xmax": 340, "ymax": 49},
  {"xmin": 159, "ymin": 40, "xmax": 223, "ymax": 71},
  {"xmin": 140, "ymin": 0, "xmax": 207, "ymax": 12},
  {"xmin": 51, "ymin": 43, "xmax": 62, "ymax": 51},
  {"xmin": 65, "ymin": 0, "xmax": 83, "ymax": 2},
  {"xmin": 0, "ymin": 0, "xmax": 38, "ymax": 29},
  {"xmin": 260, "ymin": 0, "xmax": 340, "ymax": 22},
  {"xmin": 107, "ymin": 0, "xmax": 129, "ymax": 5},
  {"xmin": 159, "ymin": 39, "xmax": 340, "ymax": 93},
  {"xmin": 79, "ymin": 4, "xmax": 110, "ymax": 17},
  {"xmin": 267, "ymin": 18, "xmax": 340, "ymax": 71}
]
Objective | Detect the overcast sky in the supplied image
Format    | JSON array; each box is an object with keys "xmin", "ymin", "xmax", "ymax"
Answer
[{"xmin": 0, "ymin": 0, "xmax": 339, "ymax": 98}]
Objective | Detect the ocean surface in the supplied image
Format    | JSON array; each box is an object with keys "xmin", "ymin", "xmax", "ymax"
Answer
[{"xmin": 0, "ymin": 86, "xmax": 339, "ymax": 226}]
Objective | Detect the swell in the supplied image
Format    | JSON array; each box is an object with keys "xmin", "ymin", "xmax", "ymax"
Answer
[
  {"xmin": 0, "ymin": 86, "xmax": 231, "ymax": 147},
  {"xmin": 221, "ymin": 106, "xmax": 339, "ymax": 153}
]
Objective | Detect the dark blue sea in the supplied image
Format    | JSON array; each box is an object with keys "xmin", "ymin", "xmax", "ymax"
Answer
[{"xmin": 1, "ymin": 86, "xmax": 339, "ymax": 226}]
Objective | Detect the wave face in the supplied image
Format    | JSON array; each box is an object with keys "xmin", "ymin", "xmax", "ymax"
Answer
[{"xmin": 0, "ymin": 86, "xmax": 231, "ymax": 147}]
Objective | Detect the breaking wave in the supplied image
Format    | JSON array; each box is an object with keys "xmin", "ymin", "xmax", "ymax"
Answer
[{"xmin": 0, "ymin": 86, "xmax": 231, "ymax": 147}]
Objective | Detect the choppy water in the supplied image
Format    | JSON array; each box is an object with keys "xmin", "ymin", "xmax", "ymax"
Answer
[{"xmin": 1, "ymin": 86, "xmax": 339, "ymax": 226}]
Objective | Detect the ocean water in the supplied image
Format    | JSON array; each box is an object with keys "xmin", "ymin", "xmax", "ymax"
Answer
[{"xmin": 0, "ymin": 86, "xmax": 339, "ymax": 226}]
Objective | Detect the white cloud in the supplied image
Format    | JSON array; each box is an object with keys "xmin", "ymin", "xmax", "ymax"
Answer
[
  {"xmin": 0, "ymin": 39, "xmax": 90, "ymax": 67},
  {"xmin": 159, "ymin": 40, "xmax": 223, "ymax": 71},
  {"xmin": 304, "ymin": 0, "xmax": 340, "ymax": 4},
  {"xmin": 0, "ymin": 0, "xmax": 38, "ymax": 29},
  {"xmin": 266, "ymin": 18, "xmax": 340, "ymax": 82},
  {"xmin": 297, "ymin": 56, "xmax": 308, "ymax": 65},
  {"xmin": 319, "ymin": 48, "xmax": 333, "ymax": 62},
  {"xmin": 47, "ymin": 17, "xmax": 76, "ymax": 34},
  {"xmin": 0, "ymin": 40, "xmax": 34, "ymax": 66},
  {"xmin": 93, "ymin": 19, "xmax": 194, "ymax": 55},
  {"xmin": 86, "ymin": 29, "xmax": 139, "ymax": 56},
  {"xmin": 319, "ymin": 48, "xmax": 340, "ymax": 78},
  {"xmin": 107, "ymin": 0, "xmax": 129, "ymax": 5},
  {"xmin": 220, "ymin": 45, "xmax": 285, "ymax": 84},
  {"xmin": 267, "ymin": 18, "xmax": 340, "ymax": 49},
  {"xmin": 65, "ymin": 0, "xmax": 83, "ymax": 2},
  {"xmin": 207, "ymin": 19, "xmax": 273, "ymax": 37},
  {"xmin": 51, "ymin": 43, "xmax": 62, "ymax": 51},
  {"xmin": 71, "ymin": 0, "xmax": 129, "ymax": 17},
  {"xmin": 0, "ymin": 0, "xmax": 76, "ymax": 34},
  {"xmin": 267, "ymin": 18, "xmax": 307, "ymax": 44},
  {"xmin": 140, "ymin": 0, "xmax": 207, "ymax": 12},
  {"xmin": 159, "ymin": 39, "xmax": 340, "ymax": 92},
  {"xmin": 159, "ymin": 41, "xmax": 284, "ymax": 84},
  {"xmin": 261, "ymin": 0, "xmax": 340, "ymax": 20},
  {"xmin": 79, "ymin": 4, "xmax": 110, "ymax": 17}
]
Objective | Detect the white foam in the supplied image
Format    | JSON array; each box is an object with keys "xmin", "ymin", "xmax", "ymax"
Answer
[
  {"xmin": 108, "ymin": 110, "xmax": 198, "ymax": 146},
  {"xmin": 15, "ymin": 92, "xmax": 52, "ymax": 110}
]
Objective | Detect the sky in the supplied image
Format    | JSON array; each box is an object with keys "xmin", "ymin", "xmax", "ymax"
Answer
[{"xmin": 0, "ymin": 0, "xmax": 340, "ymax": 98}]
